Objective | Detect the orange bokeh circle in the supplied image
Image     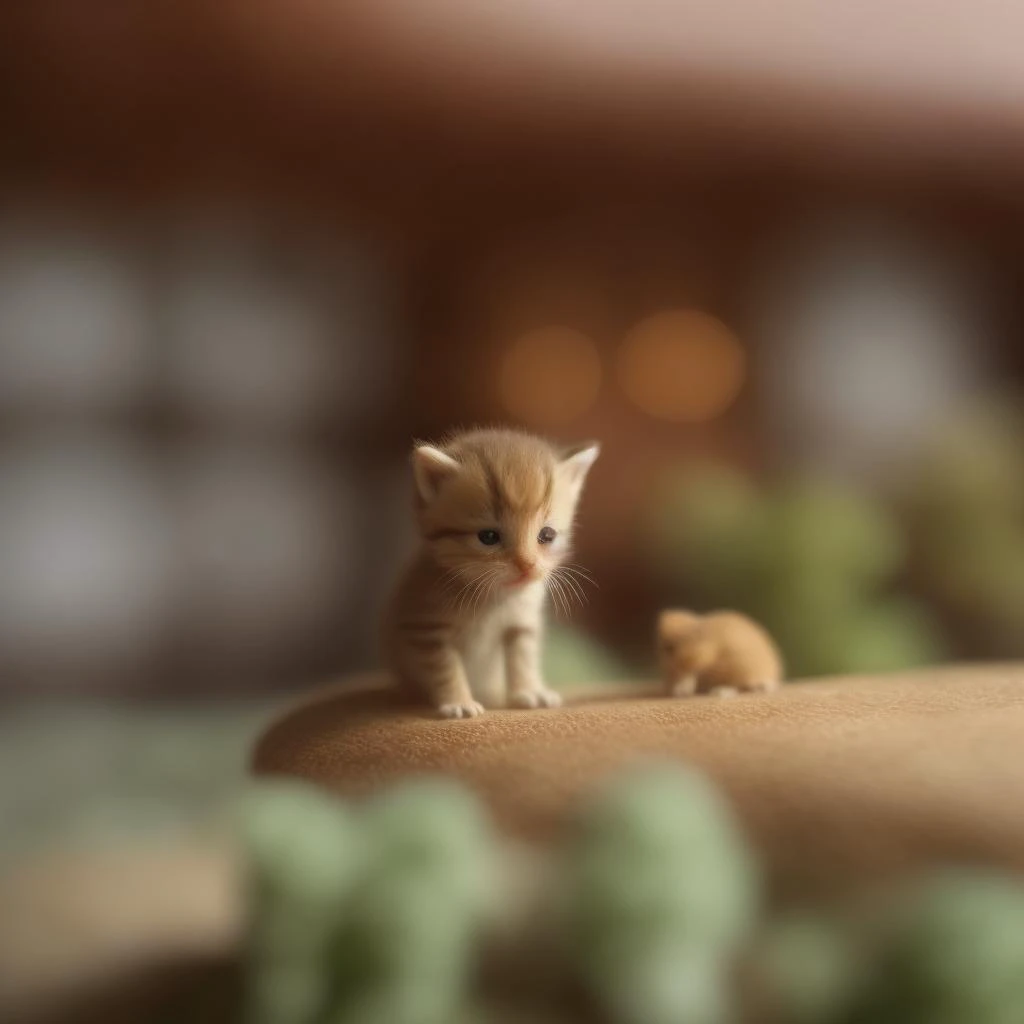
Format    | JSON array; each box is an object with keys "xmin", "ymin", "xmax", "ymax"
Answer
[
  {"xmin": 618, "ymin": 310, "xmax": 746, "ymax": 422},
  {"xmin": 499, "ymin": 326, "xmax": 602, "ymax": 426}
]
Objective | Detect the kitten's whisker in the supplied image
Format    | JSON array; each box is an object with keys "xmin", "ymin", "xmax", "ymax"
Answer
[
  {"xmin": 561, "ymin": 563, "xmax": 598, "ymax": 588},
  {"xmin": 479, "ymin": 569, "xmax": 502, "ymax": 613},
  {"xmin": 454, "ymin": 569, "xmax": 485, "ymax": 616},
  {"xmin": 548, "ymin": 573, "xmax": 570, "ymax": 619},
  {"xmin": 438, "ymin": 567, "xmax": 469, "ymax": 606},
  {"xmin": 470, "ymin": 568, "xmax": 495, "ymax": 606},
  {"xmin": 441, "ymin": 572, "xmax": 463, "ymax": 594},
  {"xmin": 559, "ymin": 575, "xmax": 577, "ymax": 615},
  {"xmin": 486, "ymin": 570, "xmax": 507, "ymax": 611},
  {"xmin": 444, "ymin": 582, "xmax": 463, "ymax": 613},
  {"xmin": 561, "ymin": 569, "xmax": 598, "ymax": 593},
  {"xmin": 542, "ymin": 574, "xmax": 557, "ymax": 615},
  {"xmin": 560, "ymin": 570, "xmax": 589, "ymax": 607},
  {"xmin": 559, "ymin": 577, "xmax": 575, "ymax": 617},
  {"xmin": 467, "ymin": 566, "xmax": 502, "ymax": 616},
  {"xmin": 469, "ymin": 570, "xmax": 496, "ymax": 615},
  {"xmin": 546, "ymin": 577, "xmax": 562, "ymax": 618},
  {"xmin": 551, "ymin": 567, "xmax": 583, "ymax": 609}
]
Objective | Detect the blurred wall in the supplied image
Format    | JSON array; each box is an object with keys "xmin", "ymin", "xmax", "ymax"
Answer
[
  {"xmin": 0, "ymin": 212, "xmax": 414, "ymax": 694},
  {"xmin": 2, "ymin": 3, "xmax": 1023, "ymax": 694}
]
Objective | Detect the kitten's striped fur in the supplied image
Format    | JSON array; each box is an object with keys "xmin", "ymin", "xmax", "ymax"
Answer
[{"xmin": 385, "ymin": 428, "xmax": 599, "ymax": 718}]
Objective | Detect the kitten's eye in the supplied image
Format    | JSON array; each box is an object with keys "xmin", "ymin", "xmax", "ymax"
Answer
[
  {"xmin": 538, "ymin": 526, "xmax": 557, "ymax": 545},
  {"xmin": 477, "ymin": 529, "xmax": 501, "ymax": 546}
]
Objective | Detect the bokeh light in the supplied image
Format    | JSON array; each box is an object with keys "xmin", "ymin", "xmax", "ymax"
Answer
[
  {"xmin": 617, "ymin": 310, "xmax": 746, "ymax": 423},
  {"xmin": 0, "ymin": 229, "xmax": 150, "ymax": 416},
  {"xmin": 0, "ymin": 435, "xmax": 175, "ymax": 679},
  {"xmin": 176, "ymin": 443, "xmax": 351, "ymax": 659},
  {"xmin": 758, "ymin": 223, "xmax": 983, "ymax": 479},
  {"xmin": 498, "ymin": 326, "xmax": 602, "ymax": 426},
  {"xmin": 169, "ymin": 263, "xmax": 338, "ymax": 432}
]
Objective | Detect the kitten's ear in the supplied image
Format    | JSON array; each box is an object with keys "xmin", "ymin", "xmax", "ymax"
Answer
[
  {"xmin": 411, "ymin": 444, "xmax": 460, "ymax": 502},
  {"xmin": 558, "ymin": 442, "xmax": 600, "ymax": 490}
]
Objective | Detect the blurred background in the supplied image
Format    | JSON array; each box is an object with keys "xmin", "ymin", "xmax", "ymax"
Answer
[{"xmin": 2, "ymin": 1, "xmax": 1024, "ymax": 1010}]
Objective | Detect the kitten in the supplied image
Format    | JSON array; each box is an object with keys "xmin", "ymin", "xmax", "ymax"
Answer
[
  {"xmin": 384, "ymin": 428, "xmax": 599, "ymax": 719},
  {"xmin": 658, "ymin": 609, "xmax": 783, "ymax": 698}
]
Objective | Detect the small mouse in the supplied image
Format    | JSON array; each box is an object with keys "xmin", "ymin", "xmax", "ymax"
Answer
[{"xmin": 658, "ymin": 609, "xmax": 784, "ymax": 698}]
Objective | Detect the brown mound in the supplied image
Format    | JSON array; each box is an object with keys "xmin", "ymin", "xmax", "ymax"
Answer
[{"xmin": 253, "ymin": 665, "xmax": 1024, "ymax": 897}]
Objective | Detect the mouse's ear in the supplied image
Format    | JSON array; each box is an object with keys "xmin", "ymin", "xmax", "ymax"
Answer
[
  {"xmin": 411, "ymin": 443, "xmax": 460, "ymax": 502},
  {"xmin": 658, "ymin": 609, "xmax": 698, "ymax": 636}
]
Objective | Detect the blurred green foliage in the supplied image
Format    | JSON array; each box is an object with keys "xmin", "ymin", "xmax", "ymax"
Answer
[
  {"xmin": 544, "ymin": 623, "xmax": 631, "ymax": 688},
  {"xmin": 328, "ymin": 781, "xmax": 495, "ymax": 1024},
  {"xmin": 241, "ymin": 777, "xmax": 495, "ymax": 1024},
  {"xmin": 648, "ymin": 466, "xmax": 943, "ymax": 677},
  {"xmin": 242, "ymin": 783, "xmax": 364, "ymax": 1024},
  {"xmin": 904, "ymin": 396, "xmax": 1024, "ymax": 657},
  {"xmin": 240, "ymin": 771, "xmax": 1024, "ymax": 1024},
  {"xmin": 846, "ymin": 872, "xmax": 1024, "ymax": 1024},
  {"xmin": 563, "ymin": 763, "xmax": 758, "ymax": 1024},
  {"xmin": 0, "ymin": 700, "xmax": 278, "ymax": 862},
  {"xmin": 751, "ymin": 913, "xmax": 862, "ymax": 1024}
]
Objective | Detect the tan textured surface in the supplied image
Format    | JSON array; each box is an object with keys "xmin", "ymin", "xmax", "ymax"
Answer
[
  {"xmin": 0, "ymin": 842, "xmax": 240, "ymax": 1021},
  {"xmin": 253, "ymin": 665, "xmax": 1024, "ymax": 895}
]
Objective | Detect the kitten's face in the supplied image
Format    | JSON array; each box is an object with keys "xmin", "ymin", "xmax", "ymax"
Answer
[{"xmin": 411, "ymin": 430, "xmax": 599, "ymax": 595}]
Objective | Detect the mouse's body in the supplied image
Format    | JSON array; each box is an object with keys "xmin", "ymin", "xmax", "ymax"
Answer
[{"xmin": 658, "ymin": 609, "xmax": 783, "ymax": 698}]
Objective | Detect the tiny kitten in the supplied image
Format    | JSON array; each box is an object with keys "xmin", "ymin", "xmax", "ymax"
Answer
[
  {"xmin": 658, "ymin": 609, "xmax": 783, "ymax": 698},
  {"xmin": 385, "ymin": 428, "xmax": 600, "ymax": 719}
]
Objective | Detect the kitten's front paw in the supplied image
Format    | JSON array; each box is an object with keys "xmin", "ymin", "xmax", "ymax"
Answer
[
  {"xmin": 438, "ymin": 701, "xmax": 485, "ymax": 719},
  {"xmin": 509, "ymin": 687, "xmax": 563, "ymax": 710}
]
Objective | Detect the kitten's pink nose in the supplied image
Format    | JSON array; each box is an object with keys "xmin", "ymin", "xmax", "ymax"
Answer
[{"xmin": 509, "ymin": 556, "xmax": 538, "ymax": 584}]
